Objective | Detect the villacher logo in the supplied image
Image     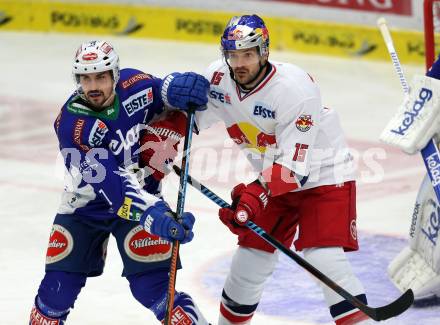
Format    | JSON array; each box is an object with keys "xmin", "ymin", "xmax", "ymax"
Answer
[{"xmin": 124, "ymin": 225, "xmax": 171, "ymax": 262}]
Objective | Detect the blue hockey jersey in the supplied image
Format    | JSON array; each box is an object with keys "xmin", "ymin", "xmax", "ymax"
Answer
[{"xmin": 55, "ymin": 68, "xmax": 165, "ymax": 221}]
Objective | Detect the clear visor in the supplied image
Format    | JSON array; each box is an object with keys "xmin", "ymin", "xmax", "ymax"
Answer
[{"xmin": 224, "ymin": 49, "xmax": 261, "ymax": 68}]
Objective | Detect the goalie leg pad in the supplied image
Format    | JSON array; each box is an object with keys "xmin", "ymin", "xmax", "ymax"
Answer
[
  {"xmin": 388, "ymin": 247, "xmax": 440, "ymax": 302},
  {"xmin": 388, "ymin": 176, "xmax": 440, "ymax": 301},
  {"xmin": 303, "ymin": 247, "xmax": 370, "ymax": 324},
  {"xmin": 388, "ymin": 174, "xmax": 440, "ymax": 302}
]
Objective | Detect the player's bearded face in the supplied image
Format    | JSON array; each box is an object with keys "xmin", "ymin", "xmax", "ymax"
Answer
[
  {"xmin": 79, "ymin": 71, "xmax": 114, "ymax": 107},
  {"xmin": 225, "ymin": 48, "xmax": 264, "ymax": 85}
]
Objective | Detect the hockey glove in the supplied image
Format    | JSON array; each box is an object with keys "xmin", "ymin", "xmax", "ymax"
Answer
[
  {"xmin": 140, "ymin": 201, "xmax": 195, "ymax": 244},
  {"xmin": 161, "ymin": 72, "xmax": 209, "ymax": 110},
  {"xmin": 139, "ymin": 110, "xmax": 187, "ymax": 181},
  {"xmin": 218, "ymin": 181, "xmax": 269, "ymax": 235}
]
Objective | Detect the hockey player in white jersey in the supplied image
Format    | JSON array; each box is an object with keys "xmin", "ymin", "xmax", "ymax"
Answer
[
  {"xmin": 380, "ymin": 57, "xmax": 440, "ymax": 305},
  {"xmin": 141, "ymin": 14, "xmax": 374, "ymax": 324}
]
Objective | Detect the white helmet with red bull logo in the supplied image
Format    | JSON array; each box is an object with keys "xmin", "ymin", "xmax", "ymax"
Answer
[{"xmin": 72, "ymin": 40, "xmax": 120, "ymax": 90}]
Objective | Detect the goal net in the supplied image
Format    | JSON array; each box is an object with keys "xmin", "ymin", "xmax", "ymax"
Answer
[{"xmin": 424, "ymin": 0, "xmax": 440, "ymax": 70}]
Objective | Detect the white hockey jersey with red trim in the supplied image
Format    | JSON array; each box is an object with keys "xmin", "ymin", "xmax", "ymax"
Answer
[{"xmin": 196, "ymin": 59, "xmax": 355, "ymax": 191}]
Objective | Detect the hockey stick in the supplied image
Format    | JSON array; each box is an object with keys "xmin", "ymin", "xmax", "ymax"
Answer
[
  {"xmin": 173, "ymin": 165, "xmax": 414, "ymax": 321},
  {"xmin": 377, "ymin": 17, "xmax": 440, "ymax": 204},
  {"xmin": 377, "ymin": 18, "xmax": 409, "ymax": 94},
  {"xmin": 163, "ymin": 107, "xmax": 197, "ymax": 325}
]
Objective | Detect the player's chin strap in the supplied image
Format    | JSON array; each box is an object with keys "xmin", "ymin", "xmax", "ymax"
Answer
[{"xmin": 172, "ymin": 165, "xmax": 414, "ymax": 322}]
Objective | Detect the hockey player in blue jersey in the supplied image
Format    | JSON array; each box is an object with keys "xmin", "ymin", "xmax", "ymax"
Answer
[{"xmin": 29, "ymin": 40, "xmax": 210, "ymax": 324}]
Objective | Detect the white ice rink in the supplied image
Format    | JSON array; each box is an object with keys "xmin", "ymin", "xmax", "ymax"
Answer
[{"xmin": 0, "ymin": 31, "xmax": 436, "ymax": 324}]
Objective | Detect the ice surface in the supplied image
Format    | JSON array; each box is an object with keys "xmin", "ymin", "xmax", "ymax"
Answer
[{"xmin": 0, "ymin": 31, "xmax": 433, "ymax": 324}]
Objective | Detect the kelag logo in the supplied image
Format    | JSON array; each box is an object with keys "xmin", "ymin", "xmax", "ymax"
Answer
[
  {"xmin": 176, "ymin": 18, "xmax": 223, "ymax": 35},
  {"xmin": 51, "ymin": 11, "xmax": 120, "ymax": 29},
  {"xmin": 391, "ymin": 87, "xmax": 433, "ymax": 136},
  {"xmin": 422, "ymin": 199, "xmax": 440, "ymax": 246}
]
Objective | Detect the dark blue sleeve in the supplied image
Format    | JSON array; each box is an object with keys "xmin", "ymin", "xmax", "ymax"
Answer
[{"xmin": 57, "ymin": 114, "xmax": 159, "ymax": 221}]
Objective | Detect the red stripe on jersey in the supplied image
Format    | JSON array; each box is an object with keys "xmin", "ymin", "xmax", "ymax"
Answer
[
  {"xmin": 261, "ymin": 163, "xmax": 300, "ymax": 196},
  {"xmin": 236, "ymin": 64, "xmax": 277, "ymax": 101},
  {"xmin": 335, "ymin": 310, "xmax": 369, "ymax": 325},
  {"xmin": 220, "ymin": 302, "xmax": 254, "ymax": 323}
]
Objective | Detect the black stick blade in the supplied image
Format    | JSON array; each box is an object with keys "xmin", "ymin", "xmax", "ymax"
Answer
[{"xmin": 371, "ymin": 289, "xmax": 414, "ymax": 321}]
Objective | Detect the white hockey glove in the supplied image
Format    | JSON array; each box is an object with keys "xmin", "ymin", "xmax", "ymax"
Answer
[
  {"xmin": 380, "ymin": 75, "xmax": 440, "ymax": 154},
  {"xmin": 388, "ymin": 175, "xmax": 440, "ymax": 301}
]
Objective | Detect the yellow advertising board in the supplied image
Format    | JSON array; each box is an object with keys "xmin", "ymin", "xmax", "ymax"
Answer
[{"xmin": 0, "ymin": 0, "xmax": 428, "ymax": 64}]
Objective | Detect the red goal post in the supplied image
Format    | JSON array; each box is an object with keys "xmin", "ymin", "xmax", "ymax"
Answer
[{"xmin": 425, "ymin": 0, "xmax": 440, "ymax": 71}]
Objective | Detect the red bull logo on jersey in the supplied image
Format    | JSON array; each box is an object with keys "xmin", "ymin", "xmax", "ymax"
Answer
[
  {"xmin": 295, "ymin": 114, "xmax": 314, "ymax": 132},
  {"xmin": 227, "ymin": 122, "xmax": 276, "ymax": 153},
  {"xmin": 46, "ymin": 224, "xmax": 73, "ymax": 264},
  {"xmin": 124, "ymin": 226, "xmax": 172, "ymax": 262}
]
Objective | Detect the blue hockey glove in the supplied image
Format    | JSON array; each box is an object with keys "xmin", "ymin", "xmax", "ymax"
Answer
[
  {"xmin": 140, "ymin": 200, "xmax": 195, "ymax": 244},
  {"xmin": 161, "ymin": 72, "xmax": 209, "ymax": 110}
]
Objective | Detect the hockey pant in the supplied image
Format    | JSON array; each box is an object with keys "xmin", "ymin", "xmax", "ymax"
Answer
[
  {"xmin": 218, "ymin": 247, "xmax": 371, "ymax": 325},
  {"xmin": 29, "ymin": 269, "xmax": 209, "ymax": 324}
]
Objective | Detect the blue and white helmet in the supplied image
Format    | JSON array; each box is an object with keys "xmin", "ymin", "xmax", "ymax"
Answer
[
  {"xmin": 221, "ymin": 15, "xmax": 269, "ymax": 56},
  {"xmin": 72, "ymin": 40, "xmax": 120, "ymax": 89}
]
